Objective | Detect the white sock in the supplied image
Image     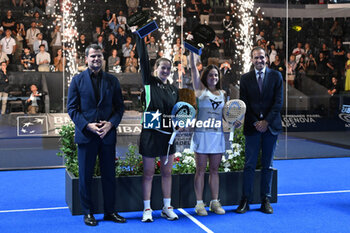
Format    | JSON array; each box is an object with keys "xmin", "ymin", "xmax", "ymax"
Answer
[
  {"xmin": 163, "ymin": 198, "xmax": 171, "ymax": 208},
  {"xmin": 210, "ymin": 199, "xmax": 218, "ymax": 204},
  {"xmin": 196, "ymin": 200, "xmax": 204, "ymax": 205},
  {"xmin": 144, "ymin": 200, "xmax": 151, "ymax": 210}
]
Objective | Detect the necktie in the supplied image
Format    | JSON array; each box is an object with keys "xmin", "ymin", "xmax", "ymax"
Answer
[{"xmin": 258, "ymin": 71, "xmax": 263, "ymax": 93}]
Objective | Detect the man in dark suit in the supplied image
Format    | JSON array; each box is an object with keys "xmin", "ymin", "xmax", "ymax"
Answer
[
  {"xmin": 67, "ymin": 44, "xmax": 125, "ymax": 226},
  {"xmin": 236, "ymin": 47, "xmax": 283, "ymax": 214}
]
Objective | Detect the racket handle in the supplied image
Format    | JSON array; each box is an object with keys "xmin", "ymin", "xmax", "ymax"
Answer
[
  {"xmin": 168, "ymin": 131, "xmax": 177, "ymax": 145},
  {"xmin": 229, "ymin": 126, "xmax": 235, "ymax": 142}
]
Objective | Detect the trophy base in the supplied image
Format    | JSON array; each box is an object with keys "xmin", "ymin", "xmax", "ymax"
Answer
[
  {"xmin": 184, "ymin": 41, "xmax": 202, "ymax": 55},
  {"xmin": 136, "ymin": 21, "xmax": 158, "ymax": 38}
]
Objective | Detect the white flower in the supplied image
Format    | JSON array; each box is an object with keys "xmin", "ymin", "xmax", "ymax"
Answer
[
  {"xmin": 183, "ymin": 148, "xmax": 193, "ymax": 154},
  {"xmin": 228, "ymin": 153, "xmax": 234, "ymax": 160},
  {"xmin": 222, "ymin": 157, "xmax": 227, "ymax": 163},
  {"xmin": 183, "ymin": 156, "xmax": 195, "ymax": 165},
  {"xmin": 224, "ymin": 167, "xmax": 231, "ymax": 172},
  {"xmin": 175, "ymin": 152, "xmax": 182, "ymax": 158},
  {"xmin": 224, "ymin": 161, "xmax": 230, "ymax": 168},
  {"xmin": 183, "ymin": 157, "xmax": 189, "ymax": 164},
  {"xmin": 189, "ymin": 157, "xmax": 195, "ymax": 164},
  {"xmin": 231, "ymin": 143, "xmax": 240, "ymax": 150},
  {"xmin": 226, "ymin": 149, "xmax": 233, "ymax": 155}
]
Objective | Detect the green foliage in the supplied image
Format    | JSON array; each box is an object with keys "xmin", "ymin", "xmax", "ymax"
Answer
[
  {"xmin": 115, "ymin": 144, "xmax": 143, "ymax": 177},
  {"xmin": 58, "ymin": 124, "xmax": 250, "ymax": 177},
  {"xmin": 57, "ymin": 124, "xmax": 79, "ymax": 177},
  {"xmin": 231, "ymin": 127, "xmax": 246, "ymax": 171}
]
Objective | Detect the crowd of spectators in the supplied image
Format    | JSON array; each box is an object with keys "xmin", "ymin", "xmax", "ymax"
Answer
[{"xmin": 259, "ymin": 19, "xmax": 350, "ymax": 92}]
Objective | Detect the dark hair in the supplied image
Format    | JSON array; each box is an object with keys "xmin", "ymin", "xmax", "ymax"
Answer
[
  {"xmin": 39, "ymin": 44, "xmax": 45, "ymax": 48},
  {"xmin": 251, "ymin": 46, "xmax": 266, "ymax": 57},
  {"xmin": 1, "ymin": 61, "xmax": 7, "ymax": 66},
  {"xmin": 85, "ymin": 44, "xmax": 102, "ymax": 57},
  {"xmin": 200, "ymin": 64, "xmax": 221, "ymax": 90},
  {"xmin": 56, "ymin": 49, "xmax": 62, "ymax": 56}
]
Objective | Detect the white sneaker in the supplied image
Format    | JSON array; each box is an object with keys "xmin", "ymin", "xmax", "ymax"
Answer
[
  {"xmin": 142, "ymin": 208, "xmax": 153, "ymax": 222},
  {"xmin": 209, "ymin": 200, "xmax": 226, "ymax": 214},
  {"xmin": 195, "ymin": 203, "xmax": 208, "ymax": 216},
  {"xmin": 161, "ymin": 206, "xmax": 179, "ymax": 220}
]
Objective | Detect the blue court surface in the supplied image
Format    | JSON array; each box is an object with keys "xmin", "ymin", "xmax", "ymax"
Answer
[{"xmin": 1, "ymin": 157, "xmax": 350, "ymax": 233}]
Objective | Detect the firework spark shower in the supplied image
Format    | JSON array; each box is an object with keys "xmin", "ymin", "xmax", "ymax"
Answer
[
  {"xmin": 153, "ymin": 0, "xmax": 177, "ymax": 59},
  {"xmin": 235, "ymin": 0, "xmax": 255, "ymax": 73}
]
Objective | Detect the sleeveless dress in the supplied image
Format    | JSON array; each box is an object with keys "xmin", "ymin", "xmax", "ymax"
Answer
[{"xmin": 191, "ymin": 89, "xmax": 225, "ymax": 154}]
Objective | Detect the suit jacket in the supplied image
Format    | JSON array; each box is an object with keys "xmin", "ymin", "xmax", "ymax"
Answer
[
  {"xmin": 240, "ymin": 67, "xmax": 283, "ymax": 135},
  {"xmin": 67, "ymin": 69, "xmax": 124, "ymax": 144}
]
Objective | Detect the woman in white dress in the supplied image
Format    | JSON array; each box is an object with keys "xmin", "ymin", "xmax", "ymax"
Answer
[{"xmin": 189, "ymin": 52, "xmax": 226, "ymax": 216}]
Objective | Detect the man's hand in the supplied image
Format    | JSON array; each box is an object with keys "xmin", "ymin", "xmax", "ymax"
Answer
[
  {"xmin": 86, "ymin": 123, "xmax": 101, "ymax": 135},
  {"xmin": 96, "ymin": 121, "xmax": 113, "ymax": 139},
  {"xmin": 255, "ymin": 120, "xmax": 268, "ymax": 133}
]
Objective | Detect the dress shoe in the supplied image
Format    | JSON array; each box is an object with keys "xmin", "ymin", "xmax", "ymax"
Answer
[
  {"xmin": 84, "ymin": 214, "xmax": 97, "ymax": 226},
  {"xmin": 260, "ymin": 197, "xmax": 273, "ymax": 214},
  {"xmin": 104, "ymin": 212, "xmax": 127, "ymax": 223},
  {"xmin": 235, "ymin": 198, "xmax": 250, "ymax": 214}
]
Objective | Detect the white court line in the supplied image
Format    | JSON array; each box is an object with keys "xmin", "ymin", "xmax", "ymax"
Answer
[
  {"xmin": 0, "ymin": 207, "xmax": 68, "ymax": 213},
  {"xmin": 278, "ymin": 190, "xmax": 350, "ymax": 196},
  {"xmin": 178, "ymin": 208, "xmax": 214, "ymax": 233},
  {"xmin": 0, "ymin": 147, "xmax": 44, "ymax": 151},
  {"xmin": 1, "ymin": 189, "xmax": 350, "ymax": 215}
]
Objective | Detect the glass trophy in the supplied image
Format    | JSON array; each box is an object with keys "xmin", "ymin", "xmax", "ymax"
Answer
[
  {"xmin": 184, "ymin": 24, "xmax": 216, "ymax": 55},
  {"xmin": 127, "ymin": 11, "xmax": 158, "ymax": 38}
]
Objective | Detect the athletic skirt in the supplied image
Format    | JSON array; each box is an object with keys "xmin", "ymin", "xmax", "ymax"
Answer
[
  {"xmin": 190, "ymin": 131, "xmax": 225, "ymax": 154},
  {"xmin": 139, "ymin": 129, "xmax": 176, "ymax": 157}
]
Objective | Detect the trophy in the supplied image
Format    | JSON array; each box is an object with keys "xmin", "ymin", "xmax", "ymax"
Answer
[
  {"xmin": 184, "ymin": 24, "xmax": 216, "ymax": 55},
  {"xmin": 127, "ymin": 11, "xmax": 158, "ymax": 38}
]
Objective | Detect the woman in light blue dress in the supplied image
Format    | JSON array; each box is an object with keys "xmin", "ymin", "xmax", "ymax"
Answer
[{"xmin": 189, "ymin": 52, "xmax": 226, "ymax": 216}]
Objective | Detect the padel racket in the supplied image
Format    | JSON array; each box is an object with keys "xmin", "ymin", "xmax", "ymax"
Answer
[{"xmin": 223, "ymin": 99, "xmax": 246, "ymax": 148}]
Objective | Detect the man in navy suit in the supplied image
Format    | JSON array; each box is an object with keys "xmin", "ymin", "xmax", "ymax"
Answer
[
  {"xmin": 236, "ymin": 47, "xmax": 283, "ymax": 214},
  {"xmin": 67, "ymin": 44, "xmax": 125, "ymax": 226}
]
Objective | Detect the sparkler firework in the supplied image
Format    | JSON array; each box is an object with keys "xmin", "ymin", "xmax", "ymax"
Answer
[
  {"xmin": 235, "ymin": 0, "xmax": 255, "ymax": 74},
  {"xmin": 152, "ymin": 0, "xmax": 177, "ymax": 59},
  {"xmin": 61, "ymin": 0, "xmax": 81, "ymax": 84}
]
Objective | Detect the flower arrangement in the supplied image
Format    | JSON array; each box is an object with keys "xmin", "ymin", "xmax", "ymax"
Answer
[
  {"xmin": 173, "ymin": 148, "xmax": 196, "ymax": 174},
  {"xmin": 221, "ymin": 143, "xmax": 245, "ymax": 172},
  {"xmin": 58, "ymin": 124, "xmax": 246, "ymax": 177}
]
